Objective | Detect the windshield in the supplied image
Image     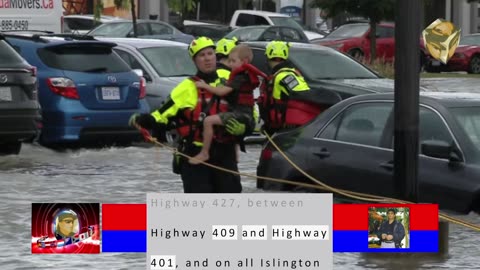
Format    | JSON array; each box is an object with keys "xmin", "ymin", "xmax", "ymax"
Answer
[
  {"xmin": 225, "ymin": 27, "xmax": 265, "ymax": 41},
  {"xmin": 270, "ymin": 17, "xmax": 303, "ymax": 30},
  {"xmin": 89, "ymin": 22, "xmax": 131, "ymax": 36},
  {"xmin": 289, "ymin": 48, "xmax": 378, "ymax": 79},
  {"xmin": 327, "ymin": 24, "xmax": 370, "ymax": 38},
  {"xmin": 139, "ymin": 46, "xmax": 197, "ymax": 77},
  {"xmin": 451, "ymin": 107, "xmax": 480, "ymax": 152},
  {"xmin": 459, "ymin": 35, "xmax": 480, "ymax": 46}
]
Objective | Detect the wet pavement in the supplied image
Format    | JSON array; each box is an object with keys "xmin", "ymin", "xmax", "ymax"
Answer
[
  {"xmin": 1, "ymin": 143, "xmax": 479, "ymax": 270},
  {"xmin": 1, "ymin": 77, "xmax": 480, "ymax": 269}
]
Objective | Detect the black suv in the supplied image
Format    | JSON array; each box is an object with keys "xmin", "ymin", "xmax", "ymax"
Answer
[{"xmin": 0, "ymin": 34, "xmax": 41, "ymax": 155}]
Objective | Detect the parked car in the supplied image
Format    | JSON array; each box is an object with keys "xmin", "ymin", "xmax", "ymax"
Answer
[
  {"xmin": 181, "ymin": 22, "xmax": 232, "ymax": 41},
  {"xmin": 96, "ymin": 37, "xmax": 196, "ymax": 110},
  {"xmin": 64, "ymin": 15, "xmax": 121, "ymax": 35},
  {"xmin": 224, "ymin": 25, "xmax": 310, "ymax": 43},
  {"xmin": 0, "ymin": 34, "xmax": 41, "ymax": 155},
  {"xmin": 87, "ymin": 20, "xmax": 194, "ymax": 44},
  {"xmin": 314, "ymin": 22, "xmax": 427, "ymax": 67},
  {"xmin": 4, "ymin": 34, "xmax": 150, "ymax": 146},
  {"xmin": 425, "ymin": 33, "xmax": 480, "ymax": 74},
  {"xmin": 244, "ymin": 41, "xmax": 397, "ymax": 102},
  {"xmin": 257, "ymin": 92, "xmax": 480, "ymax": 214},
  {"xmin": 315, "ymin": 23, "xmax": 395, "ymax": 60},
  {"xmin": 228, "ymin": 10, "xmax": 323, "ymax": 40}
]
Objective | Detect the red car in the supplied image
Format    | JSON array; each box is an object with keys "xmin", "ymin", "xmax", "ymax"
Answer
[
  {"xmin": 314, "ymin": 23, "xmax": 395, "ymax": 60},
  {"xmin": 425, "ymin": 34, "xmax": 480, "ymax": 74},
  {"xmin": 313, "ymin": 22, "xmax": 427, "ymax": 66}
]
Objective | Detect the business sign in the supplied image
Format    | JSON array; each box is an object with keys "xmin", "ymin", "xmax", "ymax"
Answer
[{"xmin": 280, "ymin": 0, "xmax": 303, "ymax": 20}]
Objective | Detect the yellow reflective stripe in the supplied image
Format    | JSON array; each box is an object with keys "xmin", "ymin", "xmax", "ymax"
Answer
[
  {"xmin": 149, "ymin": 79, "xmax": 198, "ymax": 124},
  {"xmin": 150, "ymin": 74, "xmax": 229, "ymax": 145},
  {"xmin": 217, "ymin": 68, "xmax": 231, "ymax": 81},
  {"xmin": 272, "ymin": 70, "xmax": 310, "ymax": 99},
  {"xmin": 193, "ymin": 141, "xmax": 203, "ymax": 147},
  {"xmin": 150, "ymin": 107, "xmax": 174, "ymax": 124}
]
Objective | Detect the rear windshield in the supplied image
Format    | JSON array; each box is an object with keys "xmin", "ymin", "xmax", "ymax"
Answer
[
  {"xmin": 38, "ymin": 45, "xmax": 131, "ymax": 73},
  {"xmin": 139, "ymin": 46, "xmax": 196, "ymax": 77},
  {"xmin": 0, "ymin": 40, "xmax": 28, "ymax": 68}
]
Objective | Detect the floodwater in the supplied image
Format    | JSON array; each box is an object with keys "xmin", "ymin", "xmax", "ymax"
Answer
[
  {"xmin": 0, "ymin": 144, "xmax": 479, "ymax": 270},
  {"xmin": 1, "ymin": 77, "xmax": 480, "ymax": 269}
]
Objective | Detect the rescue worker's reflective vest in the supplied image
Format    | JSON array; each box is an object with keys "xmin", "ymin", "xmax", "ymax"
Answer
[
  {"xmin": 216, "ymin": 67, "xmax": 230, "ymax": 81},
  {"xmin": 228, "ymin": 63, "xmax": 268, "ymax": 108},
  {"xmin": 259, "ymin": 67, "xmax": 324, "ymax": 131},
  {"xmin": 150, "ymin": 70, "xmax": 232, "ymax": 146}
]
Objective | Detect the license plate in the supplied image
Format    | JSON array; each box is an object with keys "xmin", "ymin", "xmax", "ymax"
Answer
[
  {"xmin": 101, "ymin": 87, "xmax": 120, "ymax": 100},
  {"xmin": 431, "ymin": 60, "xmax": 441, "ymax": 66},
  {"xmin": 0, "ymin": 87, "xmax": 12, "ymax": 101}
]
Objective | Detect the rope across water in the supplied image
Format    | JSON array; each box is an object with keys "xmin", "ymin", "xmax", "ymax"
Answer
[{"xmin": 134, "ymin": 124, "xmax": 480, "ymax": 232}]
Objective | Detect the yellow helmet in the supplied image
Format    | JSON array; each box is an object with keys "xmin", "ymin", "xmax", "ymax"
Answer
[
  {"xmin": 265, "ymin": 40, "xmax": 290, "ymax": 60},
  {"xmin": 188, "ymin": 36, "xmax": 215, "ymax": 58},
  {"xmin": 215, "ymin": 37, "xmax": 238, "ymax": 56}
]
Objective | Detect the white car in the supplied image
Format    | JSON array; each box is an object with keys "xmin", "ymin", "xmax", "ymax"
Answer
[{"xmin": 63, "ymin": 14, "xmax": 121, "ymax": 35}]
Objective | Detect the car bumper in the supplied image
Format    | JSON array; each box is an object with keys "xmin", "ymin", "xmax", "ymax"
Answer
[
  {"xmin": 430, "ymin": 58, "xmax": 469, "ymax": 72},
  {"xmin": 257, "ymin": 152, "xmax": 300, "ymax": 190},
  {"xmin": 445, "ymin": 58, "xmax": 469, "ymax": 71},
  {"xmin": 40, "ymin": 103, "xmax": 150, "ymax": 144},
  {"xmin": 0, "ymin": 108, "xmax": 41, "ymax": 142}
]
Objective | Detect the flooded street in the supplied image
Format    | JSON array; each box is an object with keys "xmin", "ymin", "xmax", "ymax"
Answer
[
  {"xmin": 1, "ymin": 144, "xmax": 480, "ymax": 270},
  {"xmin": 1, "ymin": 77, "xmax": 480, "ymax": 269}
]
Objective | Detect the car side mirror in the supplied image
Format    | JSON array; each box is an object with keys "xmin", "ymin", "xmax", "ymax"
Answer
[{"xmin": 421, "ymin": 140, "xmax": 463, "ymax": 163}]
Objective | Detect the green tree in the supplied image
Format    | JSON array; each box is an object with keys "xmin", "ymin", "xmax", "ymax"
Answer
[
  {"xmin": 311, "ymin": 0, "xmax": 395, "ymax": 62},
  {"xmin": 94, "ymin": 0, "xmax": 138, "ymax": 37},
  {"xmin": 167, "ymin": 0, "xmax": 197, "ymax": 23}
]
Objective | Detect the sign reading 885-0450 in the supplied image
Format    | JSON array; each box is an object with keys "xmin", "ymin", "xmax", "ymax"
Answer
[{"xmin": 1, "ymin": 19, "xmax": 29, "ymax": 30}]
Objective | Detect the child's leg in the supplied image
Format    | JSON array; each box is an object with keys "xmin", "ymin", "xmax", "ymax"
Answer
[
  {"xmin": 189, "ymin": 114, "xmax": 224, "ymax": 165},
  {"xmin": 235, "ymin": 144, "xmax": 240, "ymax": 163}
]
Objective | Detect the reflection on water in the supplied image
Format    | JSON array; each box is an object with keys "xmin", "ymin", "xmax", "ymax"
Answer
[{"xmin": 1, "ymin": 141, "xmax": 480, "ymax": 269}]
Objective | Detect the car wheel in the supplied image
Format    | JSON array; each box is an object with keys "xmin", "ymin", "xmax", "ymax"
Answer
[
  {"xmin": 468, "ymin": 55, "xmax": 480, "ymax": 74},
  {"xmin": 0, "ymin": 141, "xmax": 22, "ymax": 155},
  {"xmin": 348, "ymin": 49, "xmax": 364, "ymax": 61}
]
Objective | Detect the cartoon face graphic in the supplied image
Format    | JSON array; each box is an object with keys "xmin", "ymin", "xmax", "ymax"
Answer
[
  {"xmin": 53, "ymin": 209, "xmax": 79, "ymax": 239},
  {"xmin": 422, "ymin": 19, "xmax": 461, "ymax": 64}
]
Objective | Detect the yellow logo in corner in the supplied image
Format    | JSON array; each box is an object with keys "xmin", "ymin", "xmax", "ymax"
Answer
[{"xmin": 422, "ymin": 19, "xmax": 461, "ymax": 64}]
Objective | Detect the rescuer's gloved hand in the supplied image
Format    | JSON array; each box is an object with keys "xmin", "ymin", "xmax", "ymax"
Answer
[
  {"xmin": 128, "ymin": 113, "xmax": 140, "ymax": 127},
  {"xmin": 225, "ymin": 118, "xmax": 246, "ymax": 136},
  {"xmin": 129, "ymin": 113, "xmax": 156, "ymax": 129},
  {"xmin": 152, "ymin": 123, "xmax": 168, "ymax": 142}
]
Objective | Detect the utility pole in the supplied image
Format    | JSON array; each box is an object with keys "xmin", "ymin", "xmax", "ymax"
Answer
[{"xmin": 394, "ymin": 0, "xmax": 421, "ymax": 202}]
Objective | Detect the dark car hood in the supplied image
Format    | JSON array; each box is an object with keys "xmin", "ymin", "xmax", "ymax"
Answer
[{"xmin": 309, "ymin": 78, "xmax": 394, "ymax": 99}]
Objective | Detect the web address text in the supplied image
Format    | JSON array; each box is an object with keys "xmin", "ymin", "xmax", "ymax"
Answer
[{"xmin": 0, "ymin": 0, "xmax": 55, "ymax": 9}]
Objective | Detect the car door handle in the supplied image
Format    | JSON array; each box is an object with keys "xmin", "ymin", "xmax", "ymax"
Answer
[
  {"xmin": 314, "ymin": 148, "xmax": 330, "ymax": 158},
  {"xmin": 380, "ymin": 161, "xmax": 394, "ymax": 170}
]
